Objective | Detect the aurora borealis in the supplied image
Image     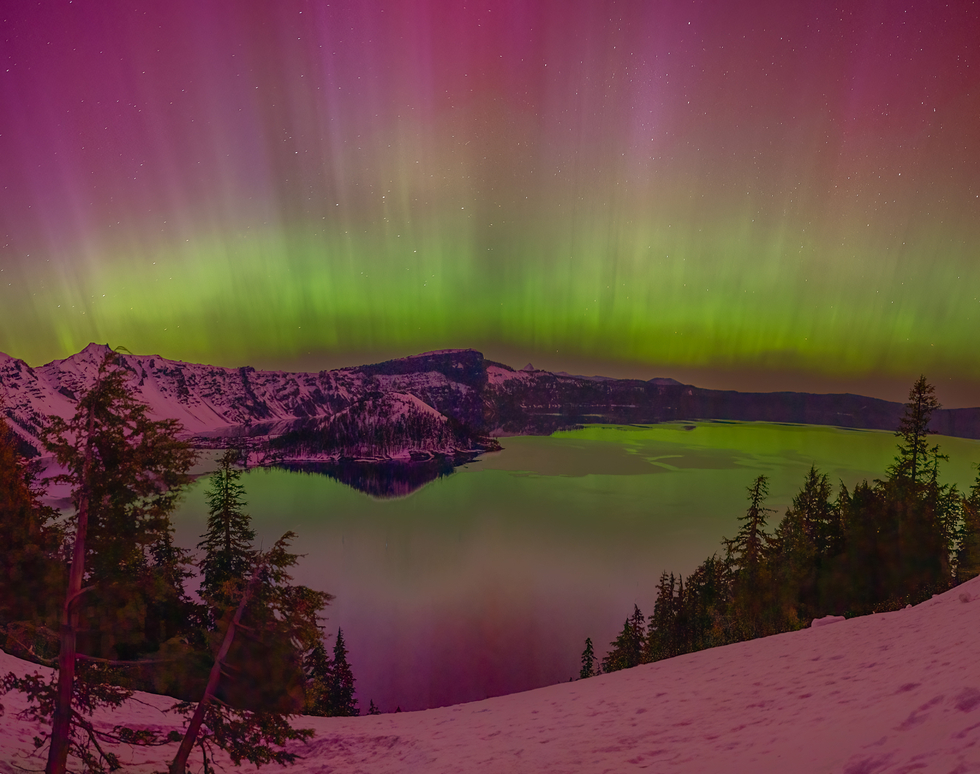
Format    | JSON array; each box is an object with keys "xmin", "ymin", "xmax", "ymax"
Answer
[{"xmin": 1, "ymin": 1, "xmax": 978, "ymax": 402}]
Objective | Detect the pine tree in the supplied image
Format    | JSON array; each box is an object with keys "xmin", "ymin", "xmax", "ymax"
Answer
[
  {"xmin": 769, "ymin": 466, "xmax": 837, "ymax": 624},
  {"xmin": 43, "ymin": 353, "xmax": 197, "ymax": 662},
  {"xmin": 217, "ymin": 532, "xmax": 331, "ymax": 714},
  {"xmin": 601, "ymin": 605, "xmax": 645, "ymax": 673},
  {"xmin": 724, "ymin": 475, "xmax": 776, "ymax": 638},
  {"xmin": 957, "ymin": 467, "xmax": 980, "ymax": 582},
  {"xmin": 888, "ymin": 375, "xmax": 941, "ymax": 487},
  {"xmin": 645, "ymin": 572, "xmax": 680, "ymax": 662},
  {"xmin": 168, "ymin": 547, "xmax": 316, "ymax": 774},
  {"xmin": 579, "ymin": 637, "xmax": 597, "ymax": 679},
  {"xmin": 302, "ymin": 627, "xmax": 359, "ymax": 717},
  {"xmin": 684, "ymin": 554, "xmax": 731, "ymax": 650},
  {"xmin": 197, "ymin": 449, "xmax": 256, "ymax": 615},
  {"xmin": 0, "ymin": 410, "xmax": 63, "ymax": 637},
  {"xmin": 328, "ymin": 628, "xmax": 358, "ymax": 717},
  {"xmin": 872, "ymin": 377, "xmax": 956, "ymax": 604},
  {"xmin": 5, "ymin": 352, "xmax": 197, "ymax": 774},
  {"xmin": 368, "ymin": 699, "xmax": 381, "ymax": 715},
  {"xmin": 303, "ymin": 637, "xmax": 333, "ymax": 716}
]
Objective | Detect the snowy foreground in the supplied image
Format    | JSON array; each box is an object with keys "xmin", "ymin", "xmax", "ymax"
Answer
[{"xmin": 3, "ymin": 579, "xmax": 980, "ymax": 774}]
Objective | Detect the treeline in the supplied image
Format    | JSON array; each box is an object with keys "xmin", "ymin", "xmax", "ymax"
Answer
[
  {"xmin": 0, "ymin": 352, "xmax": 371, "ymax": 774},
  {"xmin": 270, "ymin": 393, "xmax": 495, "ymax": 459},
  {"xmin": 583, "ymin": 377, "xmax": 980, "ymax": 678}
]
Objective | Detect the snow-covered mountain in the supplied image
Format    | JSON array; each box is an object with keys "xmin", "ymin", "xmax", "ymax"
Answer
[
  {"xmin": 3, "ymin": 344, "xmax": 979, "ymax": 463},
  {"xmin": 0, "ymin": 344, "xmax": 497, "ymax": 461},
  {"xmin": 3, "ymin": 574, "xmax": 979, "ymax": 773}
]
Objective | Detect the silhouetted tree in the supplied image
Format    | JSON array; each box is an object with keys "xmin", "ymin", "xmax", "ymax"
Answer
[
  {"xmin": 4, "ymin": 352, "xmax": 196, "ymax": 774},
  {"xmin": 769, "ymin": 466, "xmax": 838, "ymax": 624},
  {"xmin": 888, "ymin": 375, "xmax": 941, "ymax": 486},
  {"xmin": 0, "ymin": 411, "xmax": 62, "ymax": 637},
  {"xmin": 683, "ymin": 554, "xmax": 731, "ymax": 650},
  {"xmin": 724, "ymin": 475, "xmax": 776, "ymax": 638},
  {"xmin": 303, "ymin": 637, "xmax": 334, "ymax": 716},
  {"xmin": 168, "ymin": 545, "xmax": 316, "ymax": 774},
  {"xmin": 197, "ymin": 449, "xmax": 256, "ymax": 618},
  {"xmin": 602, "ymin": 605, "xmax": 645, "ymax": 673},
  {"xmin": 327, "ymin": 628, "xmax": 358, "ymax": 717},
  {"xmin": 579, "ymin": 637, "xmax": 597, "ymax": 679},
  {"xmin": 645, "ymin": 572, "xmax": 683, "ymax": 662},
  {"xmin": 957, "ymin": 467, "xmax": 980, "ymax": 582}
]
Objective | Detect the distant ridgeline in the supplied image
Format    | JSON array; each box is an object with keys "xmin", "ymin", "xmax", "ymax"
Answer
[{"xmin": 3, "ymin": 343, "xmax": 980, "ymax": 491}]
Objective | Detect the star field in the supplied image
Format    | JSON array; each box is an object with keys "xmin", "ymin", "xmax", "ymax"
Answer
[{"xmin": 1, "ymin": 1, "xmax": 978, "ymax": 400}]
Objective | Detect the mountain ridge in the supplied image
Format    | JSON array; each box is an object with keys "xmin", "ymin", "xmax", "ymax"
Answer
[{"xmin": 2, "ymin": 344, "xmax": 979, "ymax": 461}]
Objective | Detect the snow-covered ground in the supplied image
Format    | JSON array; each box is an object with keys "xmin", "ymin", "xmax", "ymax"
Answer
[{"xmin": 3, "ymin": 577, "xmax": 979, "ymax": 773}]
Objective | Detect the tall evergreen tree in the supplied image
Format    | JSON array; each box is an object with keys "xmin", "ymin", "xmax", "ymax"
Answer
[
  {"xmin": 5, "ymin": 352, "xmax": 197, "ymax": 774},
  {"xmin": 328, "ymin": 628, "xmax": 358, "ymax": 717},
  {"xmin": 769, "ymin": 466, "xmax": 839, "ymax": 624},
  {"xmin": 888, "ymin": 375, "xmax": 941, "ymax": 487},
  {"xmin": 43, "ymin": 354, "xmax": 197, "ymax": 662},
  {"xmin": 724, "ymin": 475, "xmax": 776, "ymax": 638},
  {"xmin": 683, "ymin": 554, "xmax": 730, "ymax": 650},
  {"xmin": 0, "ymin": 411, "xmax": 63, "ymax": 635},
  {"xmin": 873, "ymin": 377, "xmax": 956, "ymax": 603},
  {"xmin": 957, "ymin": 467, "xmax": 980, "ymax": 582},
  {"xmin": 579, "ymin": 637, "xmax": 597, "ymax": 679},
  {"xmin": 197, "ymin": 449, "xmax": 256, "ymax": 615},
  {"xmin": 601, "ymin": 605, "xmax": 645, "ymax": 673},
  {"xmin": 168, "ymin": 544, "xmax": 316, "ymax": 774},
  {"xmin": 303, "ymin": 637, "xmax": 333, "ymax": 716},
  {"xmin": 645, "ymin": 572, "xmax": 682, "ymax": 662}
]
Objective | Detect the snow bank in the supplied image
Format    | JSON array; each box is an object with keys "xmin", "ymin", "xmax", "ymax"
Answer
[
  {"xmin": 3, "ymin": 577, "xmax": 980, "ymax": 773},
  {"xmin": 810, "ymin": 614, "xmax": 846, "ymax": 627}
]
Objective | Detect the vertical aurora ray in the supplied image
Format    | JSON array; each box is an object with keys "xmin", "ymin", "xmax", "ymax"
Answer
[{"xmin": 0, "ymin": 0, "xmax": 977, "ymax": 393}]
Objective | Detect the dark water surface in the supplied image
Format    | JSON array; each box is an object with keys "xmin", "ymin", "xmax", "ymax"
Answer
[{"xmin": 171, "ymin": 422, "xmax": 980, "ymax": 712}]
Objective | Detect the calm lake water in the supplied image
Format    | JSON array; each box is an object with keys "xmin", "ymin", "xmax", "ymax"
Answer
[{"xmin": 170, "ymin": 421, "xmax": 980, "ymax": 712}]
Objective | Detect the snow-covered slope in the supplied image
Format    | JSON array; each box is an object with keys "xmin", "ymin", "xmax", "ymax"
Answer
[{"xmin": 3, "ymin": 577, "xmax": 979, "ymax": 773}]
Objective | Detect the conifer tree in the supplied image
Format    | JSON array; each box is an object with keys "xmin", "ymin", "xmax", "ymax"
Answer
[
  {"xmin": 328, "ymin": 628, "xmax": 358, "ymax": 717},
  {"xmin": 168, "ymin": 545, "xmax": 316, "ymax": 774},
  {"xmin": 302, "ymin": 637, "xmax": 333, "ymax": 716},
  {"xmin": 0, "ymin": 411, "xmax": 62, "ymax": 635},
  {"xmin": 874, "ymin": 377, "xmax": 956, "ymax": 603},
  {"xmin": 646, "ymin": 572, "xmax": 680, "ymax": 662},
  {"xmin": 3, "ymin": 352, "xmax": 197, "ymax": 774},
  {"xmin": 601, "ymin": 605, "xmax": 645, "ymax": 673},
  {"xmin": 368, "ymin": 699, "xmax": 381, "ymax": 715},
  {"xmin": 769, "ymin": 466, "xmax": 837, "ymax": 623},
  {"xmin": 579, "ymin": 637, "xmax": 597, "ymax": 679},
  {"xmin": 197, "ymin": 449, "xmax": 256, "ymax": 616},
  {"xmin": 684, "ymin": 554, "xmax": 730, "ymax": 650},
  {"xmin": 889, "ymin": 376, "xmax": 941, "ymax": 487},
  {"xmin": 957, "ymin": 468, "xmax": 980, "ymax": 582},
  {"xmin": 724, "ymin": 475, "xmax": 776, "ymax": 638}
]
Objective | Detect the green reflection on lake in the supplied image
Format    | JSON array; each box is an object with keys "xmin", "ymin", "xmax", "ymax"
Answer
[{"xmin": 171, "ymin": 422, "xmax": 980, "ymax": 712}]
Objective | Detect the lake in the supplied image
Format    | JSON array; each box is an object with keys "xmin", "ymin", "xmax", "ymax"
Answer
[{"xmin": 170, "ymin": 421, "xmax": 980, "ymax": 712}]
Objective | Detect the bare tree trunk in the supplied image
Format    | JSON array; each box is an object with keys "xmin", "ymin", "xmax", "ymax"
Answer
[
  {"xmin": 170, "ymin": 562, "xmax": 264, "ymax": 774},
  {"xmin": 46, "ymin": 404, "xmax": 96, "ymax": 774}
]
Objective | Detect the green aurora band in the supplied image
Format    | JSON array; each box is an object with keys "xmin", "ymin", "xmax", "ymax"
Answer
[{"xmin": 0, "ymin": 2, "xmax": 977, "ymax": 398}]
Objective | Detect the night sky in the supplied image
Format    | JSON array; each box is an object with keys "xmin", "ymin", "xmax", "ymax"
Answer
[{"xmin": 1, "ymin": 1, "xmax": 978, "ymax": 403}]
